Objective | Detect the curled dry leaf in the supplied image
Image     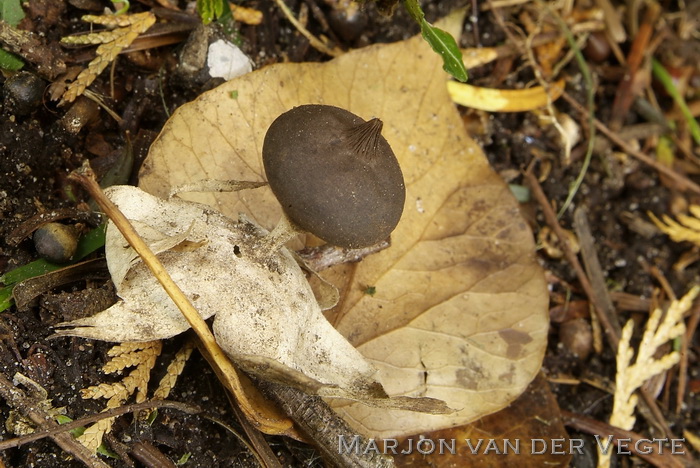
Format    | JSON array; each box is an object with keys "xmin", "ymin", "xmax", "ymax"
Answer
[
  {"xmin": 447, "ymin": 78, "xmax": 566, "ymax": 112},
  {"xmin": 56, "ymin": 186, "xmax": 434, "ymax": 406},
  {"xmin": 137, "ymin": 9, "xmax": 548, "ymax": 439}
]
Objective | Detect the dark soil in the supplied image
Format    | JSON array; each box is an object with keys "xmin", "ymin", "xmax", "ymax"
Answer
[{"xmin": 1, "ymin": 0, "xmax": 699, "ymax": 467}]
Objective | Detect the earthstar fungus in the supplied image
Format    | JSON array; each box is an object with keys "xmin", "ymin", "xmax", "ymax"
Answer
[{"xmin": 263, "ymin": 104, "xmax": 406, "ymax": 249}]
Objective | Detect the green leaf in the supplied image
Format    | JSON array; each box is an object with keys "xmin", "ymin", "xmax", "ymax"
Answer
[
  {"xmin": 0, "ymin": 224, "xmax": 106, "ymax": 285},
  {"xmin": 97, "ymin": 443, "xmax": 120, "ymax": 459},
  {"xmin": 0, "ymin": 0, "xmax": 25, "ymax": 26},
  {"xmin": 0, "ymin": 286, "xmax": 13, "ymax": 311},
  {"xmin": 196, "ymin": 0, "xmax": 227, "ymax": 25},
  {"xmin": 0, "ymin": 48, "xmax": 24, "ymax": 71},
  {"xmin": 419, "ymin": 20, "xmax": 468, "ymax": 82},
  {"xmin": 177, "ymin": 453, "xmax": 192, "ymax": 465},
  {"xmin": 54, "ymin": 415, "xmax": 87, "ymax": 438},
  {"xmin": 54, "ymin": 414, "xmax": 73, "ymax": 424},
  {"xmin": 0, "ymin": 259, "xmax": 63, "ymax": 286},
  {"xmin": 73, "ymin": 222, "xmax": 107, "ymax": 259},
  {"xmin": 508, "ymin": 184, "xmax": 531, "ymax": 203},
  {"xmin": 401, "ymin": 0, "xmax": 467, "ymax": 82}
]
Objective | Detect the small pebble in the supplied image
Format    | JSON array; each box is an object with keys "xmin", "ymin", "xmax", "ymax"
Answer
[{"xmin": 207, "ymin": 39, "xmax": 253, "ymax": 81}]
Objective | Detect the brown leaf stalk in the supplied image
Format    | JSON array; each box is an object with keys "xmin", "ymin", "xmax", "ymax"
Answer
[{"xmin": 608, "ymin": 1, "xmax": 660, "ymax": 130}]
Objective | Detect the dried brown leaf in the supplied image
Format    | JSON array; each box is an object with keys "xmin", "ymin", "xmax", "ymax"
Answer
[
  {"xmin": 395, "ymin": 374, "xmax": 571, "ymax": 467},
  {"xmin": 139, "ymin": 10, "xmax": 548, "ymax": 438}
]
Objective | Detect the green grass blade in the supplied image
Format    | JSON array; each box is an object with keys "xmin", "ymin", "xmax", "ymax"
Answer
[
  {"xmin": 652, "ymin": 58, "xmax": 700, "ymax": 146},
  {"xmin": 0, "ymin": 48, "xmax": 24, "ymax": 70}
]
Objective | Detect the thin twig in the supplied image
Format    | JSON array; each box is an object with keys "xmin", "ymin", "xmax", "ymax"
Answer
[
  {"xmin": 561, "ymin": 410, "xmax": 689, "ymax": 468},
  {"xmin": 129, "ymin": 441, "xmax": 176, "ymax": 468},
  {"xmin": 0, "ymin": 399, "xmax": 200, "ymax": 451},
  {"xmin": 205, "ymin": 409, "xmax": 280, "ymax": 468},
  {"xmin": 259, "ymin": 380, "xmax": 395, "ymax": 468},
  {"xmin": 562, "ymin": 91, "xmax": 700, "ymax": 195},
  {"xmin": 0, "ymin": 372, "xmax": 110, "ymax": 468},
  {"xmin": 572, "ymin": 208, "xmax": 621, "ymax": 339},
  {"xmin": 273, "ymin": 0, "xmax": 342, "ymax": 57},
  {"xmin": 524, "ymin": 169, "xmax": 621, "ymax": 348}
]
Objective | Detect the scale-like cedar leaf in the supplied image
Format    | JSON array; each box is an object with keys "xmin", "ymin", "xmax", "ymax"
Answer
[{"xmin": 59, "ymin": 12, "xmax": 155, "ymax": 105}]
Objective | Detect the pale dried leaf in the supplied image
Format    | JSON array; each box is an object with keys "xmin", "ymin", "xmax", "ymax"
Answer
[
  {"xmin": 57, "ymin": 187, "xmax": 425, "ymax": 407},
  {"xmin": 230, "ymin": 4, "xmax": 263, "ymax": 25},
  {"xmin": 139, "ymin": 10, "xmax": 548, "ymax": 438},
  {"xmin": 448, "ymin": 78, "xmax": 566, "ymax": 112}
]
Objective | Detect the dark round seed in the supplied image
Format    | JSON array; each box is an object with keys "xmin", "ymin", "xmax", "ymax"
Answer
[{"xmin": 34, "ymin": 223, "xmax": 78, "ymax": 263}]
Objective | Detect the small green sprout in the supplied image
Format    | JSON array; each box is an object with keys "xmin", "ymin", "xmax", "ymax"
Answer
[
  {"xmin": 111, "ymin": 0, "xmax": 130, "ymax": 15},
  {"xmin": 196, "ymin": 0, "xmax": 232, "ymax": 25}
]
